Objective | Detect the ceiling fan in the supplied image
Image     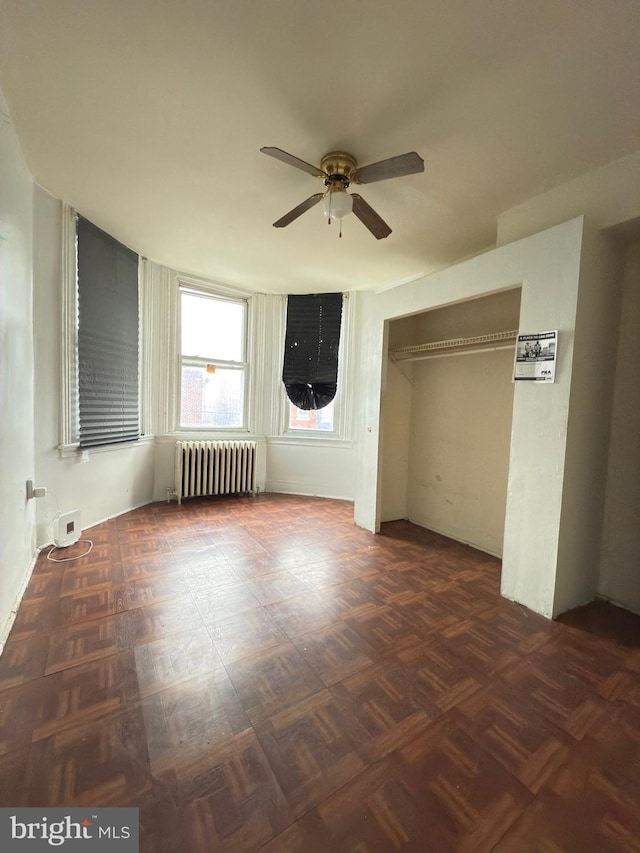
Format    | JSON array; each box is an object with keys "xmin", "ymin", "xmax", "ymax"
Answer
[{"xmin": 260, "ymin": 146, "xmax": 424, "ymax": 239}]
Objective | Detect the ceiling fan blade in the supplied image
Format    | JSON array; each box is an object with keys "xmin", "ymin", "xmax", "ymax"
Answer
[
  {"xmin": 261, "ymin": 147, "xmax": 326, "ymax": 179},
  {"xmin": 354, "ymin": 151, "xmax": 424, "ymax": 184},
  {"xmin": 351, "ymin": 194, "xmax": 392, "ymax": 239},
  {"xmin": 273, "ymin": 193, "xmax": 324, "ymax": 228}
]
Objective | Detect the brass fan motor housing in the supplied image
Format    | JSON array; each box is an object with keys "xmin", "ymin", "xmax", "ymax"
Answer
[{"xmin": 320, "ymin": 151, "xmax": 358, "ymax": 187}]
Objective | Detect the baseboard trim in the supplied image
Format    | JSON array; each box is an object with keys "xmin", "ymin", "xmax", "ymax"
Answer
[
  {"xmin": 0, "ymin": 548, "xmax": 39, "ymax": 654},
  {"xmin": 265, "ymin": 483, "xmax": 355, "ymax": 502}
]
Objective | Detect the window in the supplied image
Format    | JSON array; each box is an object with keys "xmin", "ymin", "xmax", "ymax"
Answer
[
  {"xmin": 282, "ymin": 293, "xmax": 354, "ymax": 438},
  {"xmin": 179, "ymin": 287, "xmax": 247, "ymax": 428},
  {"xmin": 76, "ymin": 216, "xmax": 140, "ymax": 447},
  {"xmin": 282, "ymin": 292, "xmax": 342, "ymax": 436},
  {"xmin": 289, "ymin": 399, "xmax": 335, "ymax": 431}
]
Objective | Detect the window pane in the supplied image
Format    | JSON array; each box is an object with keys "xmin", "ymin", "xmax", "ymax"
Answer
[
  {"xmin": 181, "ymin": 365, "xmax": 244, "ymax": 427},
  {"xmin": 181, "ymin": 291, "xmax": 244, "ymax": 361},
  {"xmin": 289, "ymin": 399, "xmax": 334, "ymax": 431}
]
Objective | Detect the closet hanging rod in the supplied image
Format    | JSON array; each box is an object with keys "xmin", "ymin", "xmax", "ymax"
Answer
[
  {"xmin": 390, "ymin": 329, "xmax": 518, "ymax": 360},
  {"xmin": 393, "ymin": 343, "xmax": 515, "ymax": 364}
]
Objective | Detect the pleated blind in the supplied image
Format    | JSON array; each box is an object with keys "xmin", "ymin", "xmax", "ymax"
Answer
[
  {"xmin": 282, "ymin": 293, "xmax": 343, "ymax": 410},
  {"xmin": 77, "ymin": 216, "xmax": 140, "ymax": 447}
]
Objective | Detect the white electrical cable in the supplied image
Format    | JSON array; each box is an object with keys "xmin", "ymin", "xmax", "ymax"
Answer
[
  {"xmin": 46, "ymin": 540, "xmax": 94, "ymax": 563},
  {"xmin": 44, "ymin": 490, "xmax": 61, "ymax": 528}
]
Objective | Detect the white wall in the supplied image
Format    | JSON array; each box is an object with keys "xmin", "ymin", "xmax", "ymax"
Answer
[
  {"xmin": 598, "ymin": 237, "xmax": 640, "ymax": 614},
  {"xmin": 407, "ymin": 348, "xmax": 515, "ymax": 556},
  {"xmin": 355, "ymin": 217, "xmax": 591, "ymax": 617},
  {"xmin": 0, "ymin": 93, "xmax": 36, "ymax": 645},
  {"xmin": 33, "ymin": 188, "xmax": 156, "ymax": 541},
  {"xmin": 497, "ymin": 151, "xmax": 640, "ymax": 247},
  {"xmin": 266, "ymin": 440, "xmax": 356, "ymax": 500},
  {"xmin": 379, "ymin": 358, "xmax": 413, "ymax": 521},
  {"xmin": 552, "ymin": 225, "xmax": 623, "ymax": 615}
]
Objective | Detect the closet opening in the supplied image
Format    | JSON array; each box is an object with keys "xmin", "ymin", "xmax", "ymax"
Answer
[{"xmin": 380, "ymin": 288, "xmax": 522, "ymax": 561}]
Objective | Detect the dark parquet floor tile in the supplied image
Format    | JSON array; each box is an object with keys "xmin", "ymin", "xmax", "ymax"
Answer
[
  {"xmin": 121, "ymin": 551, "xmax": 186, "ymax": 582},
  {"xmin": 394, "ymin": 713, "xmax": 535, "ymax": 852},
  {"xmin": 320, "ymin": 577, "xmax": 385, "ymax": 618},
  {"xmin": 56, "ymin": 583, "xmax": 130, "ymax": 625},
  {"xmin": 499, "ymin": 801, "xmax": 640, "ymax": 852},
  {"xmin": 394, "ymin": 638, "xmax": 485, "ymax": 714},
  {"xmin": 0, "ymin": 633, "xmax": 50, "ymax": 688},
  {"xmin": 125, "ymin": 573, "xmax": 192, "ymax": 609},
  {"xmin": 455, "ymin": 680, "xmax": 574, "ymax": 794},
  {"xmin": 0, "ymin": 494, "xmax": 639, "ymax": 851},
  {"xmin": 287, "ymin": 557, "xmax": 353, "ymax": 590},
  {"xmin": 60, "ymin": 561, "xmax": 126, "ymax": 596},
  {"xmin": 194, "ymin": 582, "xmax": 262, "ymax": 625},
  {"xmin": 224, "ymin": 552, "xmax": 286, "ymax": 579},
  {"xmin": 0, "ymin": 677, "xmax": 47, "ymax": 755},
  {"xmin": 209, "ymin": 606, "xmax": 287, "ymax": 666},
  {"xmin": 24, "ymin": 706, "xmax": 153, "ymax": 807},
  {"xmin": 0, "ymin": 749, "xmax": 30, "ymax": 807},
  {"xmin": 7, "ymin": 597, "xmax": 60, "ymax": 641},
  {"xmin": 133, "ymin": 627, "xmax": 221, "ymax": 697},
  {"xmin": 180, "ymin": 729, "xmax": 293, "ymax": 852},
  {"xmin": 254, "ymin": 688, "xmax": 365, "ymax": 818},
  {"xmin": 32, "ymin": 650, "xmax": 140, "ymax": 742},
  {"xmin": 501, "ymin": 648, "xmax": 614, "ymax": 742},
  {"xmin": 392, "ymin": 590, "xmax": 460, "ymax": 637},
  {"xmin": 330, "ymin": 656, "xmax": 438, "ymax": 762},
  {"xmin": 126, "ymin": 596, "xmax": 207, "ymax": 647},
  {"xmin": 294, "ymin": 620, "xmax": 376, "ymax": 687},
  {"xmin": 225, "ymin": 641, "xmax": 324, "ymax": 725},
  {"xmin": 45, "ymin": 612, "xmax": 132, "ymax": 675},
  {"xmin": 118, "ymin": 537, "xmax": 172, "ymax": 562},
  {"xmin": 266, "ymin": 590, "xmax": 341, "ymax": 639},
  {"xmin": 343, "ymin": 602, "xmax": 422, "ymax": 654},
  {"xmin": 20, "ymin": 568, "xmax": 63, "ymax": 605},
  {"xmin": 141, "ymin": 667, "xmax": 250, "ymax": 777},
  {"xmin": 246, "ymin": 569, "xmax": 315, "ymax": 606},
  {"xmin": 183, "ymin": 559, "xmax": 242, "ymax": 591}
]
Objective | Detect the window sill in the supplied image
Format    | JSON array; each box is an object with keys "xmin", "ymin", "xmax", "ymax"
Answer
[
  {"xmin": 155, "ymin": 432, "xmax": 266, "ymax": 444},
  {"xmin": 58, "ymin": 435, "xmax": 155, "ymax": 459},
  {"xmin": 268, "ymin": 435, "xmax": 354, "ymax": 449}
]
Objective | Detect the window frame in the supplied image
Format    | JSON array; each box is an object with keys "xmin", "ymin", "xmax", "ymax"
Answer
[
  {"xmin": 278, "ymin": 292, "xmax": 354, "ymax": 442},
  {"xmin": 177, "ymin": 285, "xmax": 249, "ymax": 431},
  {"xmin": 60, "ymin": 205, "xmax": 148, "ymax": 456}
]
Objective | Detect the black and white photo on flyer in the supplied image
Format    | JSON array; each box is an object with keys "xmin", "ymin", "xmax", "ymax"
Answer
[{"xmin": 514, "ymin": 330, "xmax": 557, "ymax": 382}]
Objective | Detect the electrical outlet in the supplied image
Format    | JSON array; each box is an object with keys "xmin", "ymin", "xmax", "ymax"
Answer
[{"xmin": 26, "ymin": 480, "xmax": 47, "ymax": 499}]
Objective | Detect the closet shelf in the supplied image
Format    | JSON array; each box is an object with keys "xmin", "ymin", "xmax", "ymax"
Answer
[{"xmin": 390, "ymin": 329, "xmax": 518, "ymax": 361}]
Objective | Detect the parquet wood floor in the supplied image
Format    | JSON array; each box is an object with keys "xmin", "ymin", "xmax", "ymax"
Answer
[{"xmin": 1, "ymin": 494, "xmax": 639, "ymax": 851}]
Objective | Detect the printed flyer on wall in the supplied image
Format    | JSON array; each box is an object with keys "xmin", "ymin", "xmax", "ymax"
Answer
[{"xmin": 513, "ymin": 331, "xmax": 557, "ymax": 382}]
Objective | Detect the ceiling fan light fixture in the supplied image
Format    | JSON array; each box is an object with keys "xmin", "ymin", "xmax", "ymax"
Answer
[
  {"xmin": 262, "ymin": 145, "xmax": 423, "ymax": 238},
  {"xmin": 323, "ymin": 186, "xmax": 353, "ymax": 221}
]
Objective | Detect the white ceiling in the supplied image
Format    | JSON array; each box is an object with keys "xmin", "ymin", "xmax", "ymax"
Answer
[{"xmin": 0, "ymin": 1, "xmax": 638, "ymax": 294}]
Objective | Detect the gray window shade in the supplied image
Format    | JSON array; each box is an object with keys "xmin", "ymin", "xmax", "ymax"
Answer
[
  {"xmin": 282, "ymin": 293, "xmax": 343, "ymax": 410},
  {"xmin": 77, "ymin": 216, "xmax": 140, "ymax": 447}
]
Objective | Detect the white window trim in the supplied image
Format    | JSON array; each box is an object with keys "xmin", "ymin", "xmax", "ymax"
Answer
[
  {"xmin": 165, "ymin": 275, "xmax": 258, "ymax": 436},
  {"xmin": 60, "ymin": 203, "xmax": 78, "ymax": 452},
  {"xmin": 276, "ymin": 291, "xmax": 355, "ymax": 443},
  {"xmin": 59, "ymin": 204, "xmax": 150, "ymax": 458}
]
